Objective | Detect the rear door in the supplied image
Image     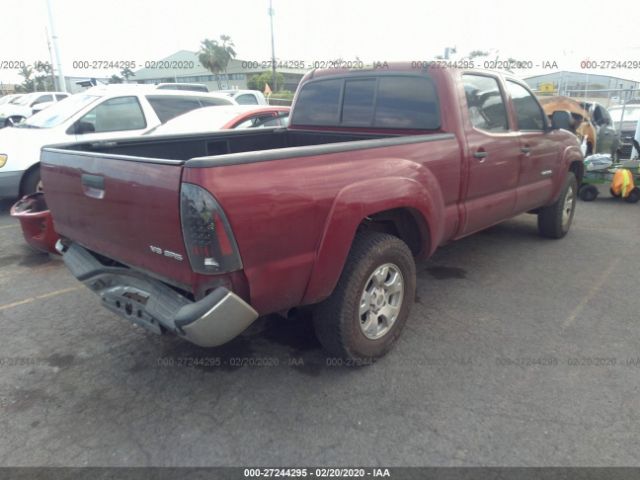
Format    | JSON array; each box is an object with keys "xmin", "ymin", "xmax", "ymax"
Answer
[
  {"xmin": 505, "ymin": 80, "xmax": 559, "ymax": 212},
  {"xmin": 460, "ymin": 73, "xmax": 521, "ymax": 235},
  {"xmin": 41, "ymin": 150, "xmax": 193, "ymax": 287}
]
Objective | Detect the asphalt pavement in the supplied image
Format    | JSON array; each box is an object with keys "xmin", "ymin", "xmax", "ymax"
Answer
[{"xmin": 0, "ymin": 192, "xmax": 639, "ymax": 467}]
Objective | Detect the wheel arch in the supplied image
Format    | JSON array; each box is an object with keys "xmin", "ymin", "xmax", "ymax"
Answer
[
  {"xmin": 19, "ymin": 162, "xmax": 41, "ymax": 196},
  {"xmin": 301, "ymin": 176, "xmax": 441, "ymax": 305}
]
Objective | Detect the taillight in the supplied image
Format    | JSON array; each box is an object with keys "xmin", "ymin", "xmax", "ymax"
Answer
[{"xmin": 180, "ymin": 183, "xmax": 242, "ymax": 274}]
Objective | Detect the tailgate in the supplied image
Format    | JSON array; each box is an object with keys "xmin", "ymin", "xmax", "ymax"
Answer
[{"xmin": 42, "ymin": 149, "xmax": 193, "ymax": 287}]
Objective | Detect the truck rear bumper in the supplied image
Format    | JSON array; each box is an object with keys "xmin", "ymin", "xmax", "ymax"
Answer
[{"xmin": 57, "ymin": 241, "xmax": 258, "ymax": 347}]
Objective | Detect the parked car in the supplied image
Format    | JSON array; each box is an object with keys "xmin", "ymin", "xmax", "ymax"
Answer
[
  {"xmin": 0, "ymin": 91, "xmax": 69, "ymax": 127},
  {"xmin": 155, "ymin": 83, "xmax": 209, "ymax": 93},
  {"xmin": 218, "ymin": 89, "xmax": 267, "ymax": 105},
  {"xmin": 539, "ymin": 96, "xmax": 620, "ymax": 158},
  {"xmin": 0, "ymin": 94, "xmax": 24, "ymax": 106},
  {"xmin": 609, "ymin": 105, "xmax": 640, "ymax": 161},
  {"xmin": 147, "ymin": 105, "xmax": 290, "ymax": 135},
  {"xmin": 579, "ymin": 101, "xmax": 621, "ymax": 158},
  {"xmin": 42, "ymin": 64, "xmax": 583, "ymax": 363},
  {"xmin": 0, "ymin": 86, "xmax": 236, "ymax": 198}
]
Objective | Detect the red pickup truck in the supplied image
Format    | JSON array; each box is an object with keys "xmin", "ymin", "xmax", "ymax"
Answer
[{"xmin": 42, "ymin": 64, "xmax": 583, "ymax": 363}]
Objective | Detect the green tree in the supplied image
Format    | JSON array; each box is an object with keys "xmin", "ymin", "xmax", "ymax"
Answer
[
  {"xmin": 247, "ymin": 71, "xmax": 284, "ymax": 92},
  {"xmin": 469, "ymin": 50, "xmax": 489, "ymax": 58},
  {"xmin": 198, "ymin": 35, "xmax": 237, "ymax": 89},
  {"xmin": 33, "ymin": 61, "xmax": 54, "ymax": 91},
  {"xmin": 16, "ymin": 65, "xmax": 35, "ymax": 93},
  {"xmin": 109, "ymin": 74, "xmax": 123, "ymax": 84},
  {"xmin": 120, "ymin": 67, "xmax": 135, "ymax": 82}
]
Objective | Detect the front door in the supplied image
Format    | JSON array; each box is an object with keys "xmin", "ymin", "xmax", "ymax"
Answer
[{"xmin": 505, "ymin": 80, "xmax": 560, "ymax": 212}]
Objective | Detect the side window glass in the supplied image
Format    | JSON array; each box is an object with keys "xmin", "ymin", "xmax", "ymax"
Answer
[
  {"xmin": 506, "ymin": 81, "xmax": 546, "ymax": 131},
  {"xmin": 32, "ymin": 94, "xmax": 53, "ymax": 106},
  {"xmin": 462, "ymin": 75, "xmax": 509, "ymax": 132},
  {"xmin": 235, "ymin": 114, "xmax": 277, "ymax": 129},
  {"xmin": 76, "ymin": 96, "xmax": 146, "ymax": 133}
]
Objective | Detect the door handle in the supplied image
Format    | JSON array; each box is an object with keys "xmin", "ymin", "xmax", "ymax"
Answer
[
  {"xmin": 520, "ymin": 147, "xmax": 531, "ymax": 155},
  {"xmin": 81, "ymin": 174, "xmax": 105, "ymax": 199},
  {"xmin": 81, "ymin": 174, "xmax": 104, "ymax": 190},
  {"xmin": 473, "ymin": 151, "xmax": 488, "ymax": 159}
]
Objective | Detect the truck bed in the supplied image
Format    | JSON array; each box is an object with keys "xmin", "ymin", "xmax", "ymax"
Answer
[{"xmin": 47, "ymin": 128, "xmax": 397, "ymax": 164}]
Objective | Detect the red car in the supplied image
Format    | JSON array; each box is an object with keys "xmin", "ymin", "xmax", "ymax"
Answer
[
  {"xmin": 42, "ymin": 63, "xmax": 583, "ymax": 362},
  {"xmin": 146, "ymin": 105, "xmax": 290, "ymax": 135}
]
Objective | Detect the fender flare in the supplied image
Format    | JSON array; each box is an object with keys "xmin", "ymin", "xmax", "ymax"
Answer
[
  {"xmin": 301, "ymin": 174, "xmax": 444, "ymax": 305},
  {"xmin": 549, "ymin": 145, "xmax": 583, "ymax": 204}
]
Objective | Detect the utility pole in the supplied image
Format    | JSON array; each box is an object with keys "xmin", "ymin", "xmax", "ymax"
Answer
[
  {"xmin": 269, "ymin": 0, "xmax": 277, "ymax": 92},
  {"xmin": 46, "ymin": 0, "xmax": 66, "ymax": 92},
  {"xmin": 45, "ymin": 27, "xmax": 56, "ymax": 91}
]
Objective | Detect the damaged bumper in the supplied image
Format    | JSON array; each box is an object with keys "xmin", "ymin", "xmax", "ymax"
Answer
[{"xmin": 57, "ymin": 241, "xmax": 258, "ymax": 347}]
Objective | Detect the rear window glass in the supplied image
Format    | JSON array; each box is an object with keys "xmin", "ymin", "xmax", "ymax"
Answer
[
  {"xmin": 235, "ymin": 94, "xmax": 259, "ymax": 105},
  {"xmin": 342, "ymin": 79, "xmax": 376, "ymax": 125},
  {"xmin": 292, "ymin": 76, "xmax": 440, "ymax": 129}
]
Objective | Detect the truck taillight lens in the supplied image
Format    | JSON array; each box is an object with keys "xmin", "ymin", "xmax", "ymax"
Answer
[{"xmin": 180, "ymin": 183, "xmax": 242, "ymax": 274}]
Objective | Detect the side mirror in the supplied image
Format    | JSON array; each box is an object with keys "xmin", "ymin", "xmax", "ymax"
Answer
[
  {"xmin": 73, "ymin": 121, "xmax": 96, "ymax": 135},
  {"xmin": 550, "ymin": 110, "xmax": 572, "ymax": 131}
]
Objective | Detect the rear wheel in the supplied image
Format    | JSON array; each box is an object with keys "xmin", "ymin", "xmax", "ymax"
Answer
[
  {"xmin": 21, "ymin": 167, "xmax": 43, "ymax": 196},
  {"xmin": 313, "ymin": 231, "xmax": 416, "ymax": 364},
  {"xmin": 578, "ymin": 184, "xmax": 598, "ymax": 202},
  {"xmin": 538, "ymin": 172, "xmax": 577, "ymax": 239}
]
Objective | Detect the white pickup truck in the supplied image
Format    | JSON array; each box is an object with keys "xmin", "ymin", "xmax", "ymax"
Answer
[{"xmin": 0, "ymin": 85, "xmax": 235, "ymax": 198}]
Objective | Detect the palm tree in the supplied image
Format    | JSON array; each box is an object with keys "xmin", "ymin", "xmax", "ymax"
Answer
[
  {"xmin": 198, "ymin": 35, "xmax": 236, "ymax": 89},
  {"xmin": 218, "ymin": 35, "xmax": 236, "ymax": 87}
]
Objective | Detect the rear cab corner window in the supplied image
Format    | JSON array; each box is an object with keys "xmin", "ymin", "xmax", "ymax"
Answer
[
  {"xmin": 506, "ymin": 80, "xmax": 546, "ymax": 131},
  {"xmin": 462, "ymin": 74, "xmax": 509, "ymax": 133},
  {"xmin": 292, "ymin": 75, "xmax": 441, "ymax": 130}
]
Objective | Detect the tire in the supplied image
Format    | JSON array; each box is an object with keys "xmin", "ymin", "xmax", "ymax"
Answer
[
  {"xmin": 21, "ymin": 166, "xmax": 42, "ymax": 196},
  {"xmin": 537, "ymin": 172, "xmax": 577, "ymax": 239},
  {"xmin": 5, "ymin": 116, "xmax": 25, "ymax": 127},
  {"xmin": 313, "ymin": 231, "xmax": 416, "ymax": 364},
  {"xmin": 625, "ymin": 187, "xmax": 640, "ymax": 204},
  {"xmin": 578, "ymin": 184, "xmax": 598, "ymax": 202}
]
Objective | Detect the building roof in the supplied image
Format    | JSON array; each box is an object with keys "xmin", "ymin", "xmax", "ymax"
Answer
[
  {"xmin": 523, "ymin": 70, "xmax": 640, "ymax": 85},
  {"xmin": 133, "ymin": 50, "xmax": 308, "ymax": 81}
]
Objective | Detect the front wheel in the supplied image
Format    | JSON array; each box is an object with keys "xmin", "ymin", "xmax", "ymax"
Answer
[
  {"xmin": 5, "ymin": 116, "xmax": 25, "ymax": 127},
  {"xmin": 537, "ymin": 172, "xmax": 577, "ymax": 239},
  {"xmin": 313, "ymin": 232, "xmax": 416, "ymax": 364}
]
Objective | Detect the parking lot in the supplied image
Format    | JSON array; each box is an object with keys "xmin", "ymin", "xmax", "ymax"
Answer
[{"xmin": 0, "ymin": 191, "xmax": 639, "ymax": 467}]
